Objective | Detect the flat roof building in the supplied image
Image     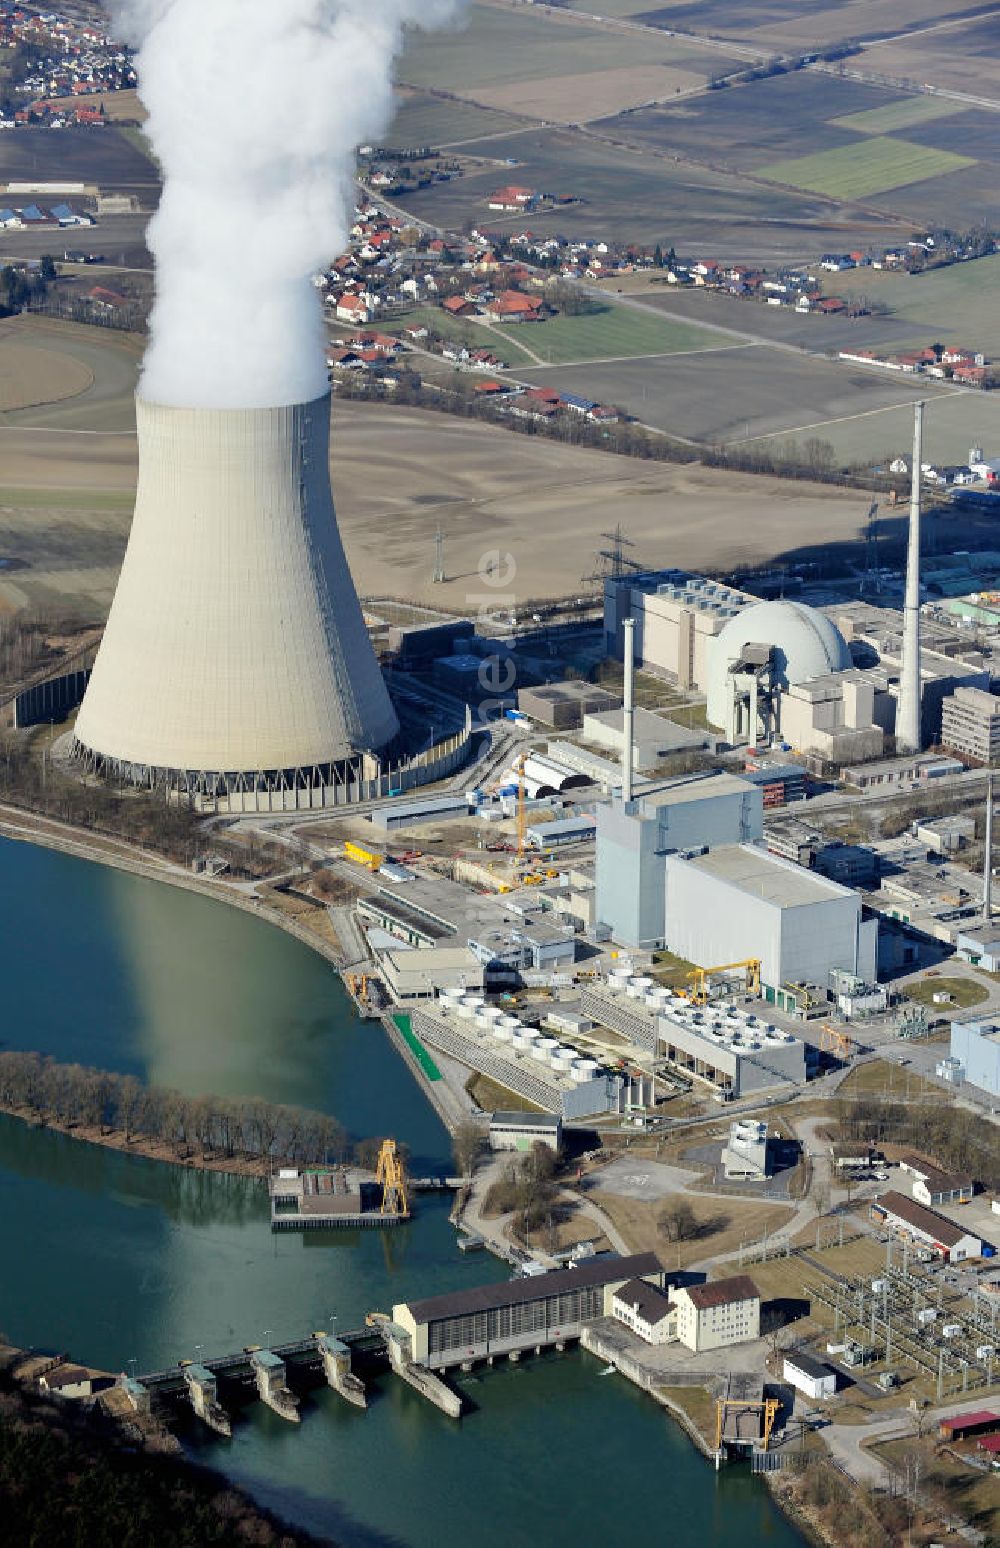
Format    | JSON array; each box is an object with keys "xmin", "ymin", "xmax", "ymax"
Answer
[
  {"xmin": 393, "ymin": 1253, "xmax": 664, "ymax": 1368},
  {"xmin": 722, "ymin": 1120, "xmax": 770, "ymax": 1180},
  {"xmin": 378, "ymin": 945, "xmax": 485, "ymax": 1003},
  {"xmin": 518, "ymin": 681, "xmax": 620, "ymax": 729},
  {"xmin": 596, "ymin": 771, "xmax": 763, "ymax": 948},
  {"xmin": 582, "ymin": 705, "xmax": 709, "ymax": 771},
  {"xmin": 370, "ymin": 795, "xmax": 471, "ymax": 830},
  {"xmin": 783, "ymin": 1351, "xmax": 837, "ymax": 1401},
  {"xmin": 940, "ymin": 685, "xmax": 1000, "ymax": 765},
  {"xmin": 488, "ymin": 1111, "xmax": 562, "ymax": 1152},
  {"xmin": 949, "ymin": 1018, "xmax": 1000, "ymax": 1098},
  {"xmin": 662, "ymin": 843, "xmax": 877, "ymax": 1003}
]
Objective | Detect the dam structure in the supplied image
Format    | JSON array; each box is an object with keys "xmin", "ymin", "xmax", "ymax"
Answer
[{"xmin": 73, "ymin": 393, "xmax": 399, "ymax": 809}]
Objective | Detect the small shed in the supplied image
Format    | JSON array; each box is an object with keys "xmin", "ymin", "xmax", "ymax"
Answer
[{"xmin": 783, "ymin": 1351, "xmax": 837, "ymax": 1401}]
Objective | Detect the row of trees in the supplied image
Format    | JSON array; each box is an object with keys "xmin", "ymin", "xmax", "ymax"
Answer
[
  {"xmin": 483, "ymin": 1142, "xmax": 559, "ymax": 1235},
  {"xmin": 339, "ymin": 365, "xmax": 898, "ymax": 494},
  {"xmin": 834, "ymin": 1096, "xmax": 1000, "ymax": 1192},
  {"xmin": 0, "ymin": 1050, "xmax": 377, "ymax": 1170}
]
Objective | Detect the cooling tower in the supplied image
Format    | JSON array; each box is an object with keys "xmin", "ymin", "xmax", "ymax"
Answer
[{"xmin": 74, "ymin": 393, "xmax": 398, "ymax": 794}]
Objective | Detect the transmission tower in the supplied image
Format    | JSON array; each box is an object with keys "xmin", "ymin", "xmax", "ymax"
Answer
[
  {"xmin": 582, "ymin": 523, "xmax": 645, "ymax": 587},
  {"xmin": 432, "ymin": 526, "xmax": 445, "ymax": 585},
  {"xmin": 860, "ymin": 501, "xmax": 880, "ymax": 595}
]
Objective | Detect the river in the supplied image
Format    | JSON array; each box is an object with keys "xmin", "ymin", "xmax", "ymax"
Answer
[{"xmin": 0, "ymin": 837, "xmax": 804, "ymax": 1547}]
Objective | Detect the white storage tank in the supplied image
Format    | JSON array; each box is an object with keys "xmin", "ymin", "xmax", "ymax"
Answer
[
  {"xmin": 572, "ymin": 1057, "xmax": 599, "ymax": 1082},
  {"xmin": 552, "ymin": 1048, "xmax": 576, "ymax": 1073},
  {"xmin": 494, "ymin": 1022, "xmax": 513, "ymax": 1043},
  {"xmin": 458, "ymin": 996, "xmax": 480, "ymax": 1020},
  {"xmin": 534, "ymin": 1036, "xmax": 558, "ymax": 1058}
]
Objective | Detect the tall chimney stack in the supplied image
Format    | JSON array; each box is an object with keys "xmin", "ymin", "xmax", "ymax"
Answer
[
  {"xmin": 623, "ymin": 616, "xmax": 636, "ymax": 804},
  {"xmin": 984, "ymin": 772, "xmax": 994, "ymax": 924},
  {"xmin": 897, "ymin": 400, "xmax": 924, "ymax": 754}
]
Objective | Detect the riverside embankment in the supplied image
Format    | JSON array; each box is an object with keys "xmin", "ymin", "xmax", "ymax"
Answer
[{"xmin": 0, "ymin": 830, "xmax": 806, "ymax": 1548}]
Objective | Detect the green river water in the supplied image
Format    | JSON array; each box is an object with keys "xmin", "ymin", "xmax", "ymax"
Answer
[{"xmin": 0, "ymin": 838, "xmax": 804, "ymax": 1548}]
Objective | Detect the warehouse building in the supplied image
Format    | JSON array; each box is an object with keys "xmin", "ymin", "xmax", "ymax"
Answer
[
  {"xmin": 949, "ymin": 1019, "xmax": 1000, "ymax": 1099},
  {"xmin": 783, "ymin": 1352, "xmax": 837, "ymax": 1401},
  {"xmin": 871, "ymin": 1191, "xmax": 984, "ymax": 1263},
  {"xmin": 488, "ymin": 1111, "xmax": 562, "ymax": 1153},
  {"xmin": 392, "ymin": 1253, "xmax": 664, "ymax": 1368},
  {"xmin": 671, "ymin": 1275, "xmax": 760, "ymax": 1353},
  {"xmin": 662, "ymin": 844, "xmax": 878, "ymax": 1003},
  {"xmin": 596, "ymin": 770, "xmax": 763, "ymax": 948},
  {"xmin": 358, "ymin": 874, "xmax": 577, "ymax": 977},
  {"xmin": 517, "ymin": 680, "xmax": 620, "ymax": 729},
  {"xmin": 581, "ymin": 705, "xmax": 711, "ymax": 770},
  {"xmin": 378, "ymin": 944, "xmax": 485, "ymax": 1003},
  {"xmin": 898, "ymin": 1154, "xmax": 975, "ymax": 1207},
  {"xmin": 370, "ymin": 794, "xmax": 470, "ymax": 831}
]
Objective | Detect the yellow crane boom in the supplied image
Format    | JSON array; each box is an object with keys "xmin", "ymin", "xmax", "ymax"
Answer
[
  {"xmin": 686, "ymin": 958, "xmax": 761, "ymax": 1006},
  {"xmin": 375, "ymin": 1138, "xmax": 410, "ymax": 1218}
]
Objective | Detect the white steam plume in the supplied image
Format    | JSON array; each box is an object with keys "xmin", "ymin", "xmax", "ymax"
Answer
[{"xmin": 111, "ymin": 0, "xmax": 461, "ymax": 408}]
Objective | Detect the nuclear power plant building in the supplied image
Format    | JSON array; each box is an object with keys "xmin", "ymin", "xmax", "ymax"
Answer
[
  {"xmin": 605, "ymin": 574, "xmax": 989, "ymax": 762},
  {"xmin": 74, "ymin": 394, "xmax": 399, "ymax": 805}
]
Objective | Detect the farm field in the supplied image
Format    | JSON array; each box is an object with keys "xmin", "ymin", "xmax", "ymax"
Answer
[
  {"xmin": 820, "ymin": 254, "xmax": 1000, "ymax": 357},
  {"xmin": 386, "ymin": 90, "xmax": 526, "ymax": 148},
  {"xmin": 392, "ymin": 127, "xmax": 897, "ymax": 261},
  {"xmin": 395, "ymin": 2, "xmax": 746, "ymax": 120},
  {"xmin": 831, "ymin": 96, "xmax": 964, "ymax": 135},
  {"xmin": 615, "ymin": 280, "xmax": 917, "ymax": 353},
  {"xmin": 519, "ymin": 344, "xmax": 938, "ymax": 449},
  {"xmin": 649, "ymin": 0, "xmax": 991, "ymax": 51},
  {"xmin": 758, "ymin": 138, "xmax": 975, "ymax": 201},
  {"xmin": 768, "ymin": 389, "xmax": 1000, "ymax": 470},
  {"xmin": 0, "ymin": 316, "xmax": 143, "ymax": 433},
  {"xmin": 599, "ymin": 71, "xmax": 908, "ymax": 170},
  {"xmin": 859, "ymin": 16, "xmax": 1000, "ymax": 105},
  {"xmin": 0, "ymin": 126, "xmax": 157, "ymax": 193},
  {"xmin": 492, "ymin": 303, "xmax": 719, "ymax": 366},
  {"xmin": 0, "ymin": 342, "xmax": 910, "ymax": 614}
]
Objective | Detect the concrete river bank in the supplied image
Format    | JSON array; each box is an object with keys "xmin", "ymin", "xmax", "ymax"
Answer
[{"xmin": 0, "ymin": 836, "xmax": 804, "ymax": 1547}]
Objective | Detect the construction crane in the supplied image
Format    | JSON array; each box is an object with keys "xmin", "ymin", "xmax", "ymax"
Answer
[
  {"xmin": 375, "ymin": 1138, "xmax": 409, "ymax": 1218},
  {"xmin": 714, "ymin": 1395, "xmax": 780, "ymax": 1453},
  {"xmin": 820, "ymin": 1023, "xmax": 853, "ymax": 1061},
  {"xmin": 515, "ymin": 750, "xmax": 528, "ymax": 863},
  {"xmin": 685, "ymin": 959, "xmax": 761, "ymax": 1006}
]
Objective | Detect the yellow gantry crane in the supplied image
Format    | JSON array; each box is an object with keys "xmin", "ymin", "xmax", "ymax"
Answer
[
  {"xmin": 820, "ymin": 1023, "xmax": 853, "ymax": 1060},
  {"xmin": 375, "ymin": 1138, "xmax": 410, "ymax": 1218},
  {"xmin": 685, "ymin": 958, "xmax": 761, "ymax": 1006},
  {"xmin": 714, "ymin": 1395, "xmax": 780, "ymax": 1452}
]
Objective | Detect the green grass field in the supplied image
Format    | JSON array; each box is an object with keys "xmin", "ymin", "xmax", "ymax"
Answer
[
  {"xmin": 759, "ymin": 136, "xmax": 975, "ymax": 200},
  {"xmin": 387, "ymin": 91, "xmax": 523, "ymax": 149},
  {"xmin": 904, "ymin": 975, "xmax": 987, "ymax": 1010},
  {"xmin": 830, "ymin": 97, "xmax": 962, "ymax": 135},
  {"xmin": 494, "ymin": 304, "xmax": 717, "ymax": 366},
  {"xmin": 379, "ymin": 304, "xmax": 539, "ymax": 367},
  {"xmin": 822, "ymin": 252, "xmax": 1000, "ymax": 354}
]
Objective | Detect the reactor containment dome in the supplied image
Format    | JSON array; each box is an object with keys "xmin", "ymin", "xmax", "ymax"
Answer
[
  {"xmin": 73, "ymin": 393, "xmax": 399, "ymax": 803},
  {"xmin": 706, "ymin": 599, "xmax": 852, "ymax": 732}
]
